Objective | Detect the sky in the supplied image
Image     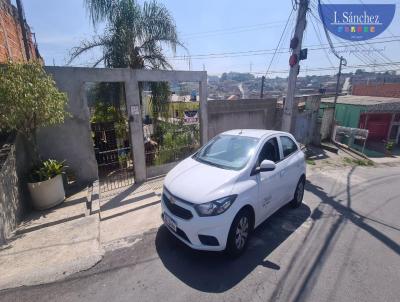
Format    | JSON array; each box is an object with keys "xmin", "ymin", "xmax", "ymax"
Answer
[{"xmin": 21, "ymin": 0, "xmax": 400, "ymax": 77}]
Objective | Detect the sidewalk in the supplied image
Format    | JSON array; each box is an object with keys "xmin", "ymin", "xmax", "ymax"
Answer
[
  {"xmin": 370, "ymin": 155, "xmax": 400, "ymax": 165},
  {"xmin": 99, "ymin": 177, "xmax": 164, "ymax": 251},
  {"xmin": 0, "ymin": 187, "xmax": 104, "ymax": 290}
]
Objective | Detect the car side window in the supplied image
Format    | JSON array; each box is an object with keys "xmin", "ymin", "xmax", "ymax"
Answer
[
  {"xmin": 280, "ymin": 136, "xmax": 298, "ymax": 158},
  {"xmin": 257, "ymin": 137, "xmax": 280, "ymax": 164}
]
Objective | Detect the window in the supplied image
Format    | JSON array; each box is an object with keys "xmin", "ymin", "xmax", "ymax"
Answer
[
  {"xmin": 281, "ymin": 136, "xmax": 298, "ymax": 158},
  {"xmin": 194, "ymin": 135, "xmax": 259, "ymax": 170},
  {"xmin": 257, "ymin": 137, "xmax": 280, "ymax": 164}
]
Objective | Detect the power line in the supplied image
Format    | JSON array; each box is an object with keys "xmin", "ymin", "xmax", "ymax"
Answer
[
  {"xmin": 168, "ymin": 36, "xmax": 400, "ymax": 60},
  {"xmin": 249, "ymin": 61, "xmax": 400, "ymax": 75},
  {"xmin": 264, "ymin": 8, "xmax": 294, "ymax": 76},
  {"xmin": 309, "ymin": 10, "xmax": 335, "ymax": 68},
  {"xmin": 311, "ymin": 2, "xmax": 384, "ymax": 71}
]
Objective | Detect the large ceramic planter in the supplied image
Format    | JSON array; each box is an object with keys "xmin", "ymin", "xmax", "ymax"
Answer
[{"xmin": 28, "ymin": 174, "xmax": 65, "ymax": 210}]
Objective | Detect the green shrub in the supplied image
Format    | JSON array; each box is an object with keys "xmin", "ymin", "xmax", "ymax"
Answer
[
  {"xmin": 29, "ymin": 159, "xmax": 66, "ymax": 183},
  {"xmin": 0, "ymin": 61, "xmax": 69, "ymax": 162},
  {"xmin": 385, "ymin": 141, "xmax": 395, "ymax": 152}
]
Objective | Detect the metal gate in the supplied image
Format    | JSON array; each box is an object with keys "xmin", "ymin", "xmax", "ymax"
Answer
[{"xmin": 91, "ymin": 122, "xmax": 134, "ymax": 193}]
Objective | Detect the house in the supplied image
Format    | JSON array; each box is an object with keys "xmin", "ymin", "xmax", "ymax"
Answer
[{"xmin": 321, "ymin": 95, "xmax": 400, "ymax": 144}]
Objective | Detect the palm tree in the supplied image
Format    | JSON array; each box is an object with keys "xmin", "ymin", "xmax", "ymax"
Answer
[
  {"xmin": 72, "ymin": 0, "xmax": 185, "ymax": 157},
  {"xmin": 70, "ymin": 0, "xmax": 184, "ymax": 69}
]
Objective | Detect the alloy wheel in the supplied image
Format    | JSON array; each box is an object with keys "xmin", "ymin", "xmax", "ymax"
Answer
[{"xmin": 235, "ymin": 216, "xmax": 249, "ymax": 250}]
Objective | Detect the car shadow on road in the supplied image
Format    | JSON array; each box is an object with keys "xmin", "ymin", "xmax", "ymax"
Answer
[{"xmin": 155, "ymin": 203, "xmax": 311, "ymax": 293}]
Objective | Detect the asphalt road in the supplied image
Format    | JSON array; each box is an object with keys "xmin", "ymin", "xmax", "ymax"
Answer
[{"xmin": 1, "ymin": 165, "xmax": 400, "ymax": 302}]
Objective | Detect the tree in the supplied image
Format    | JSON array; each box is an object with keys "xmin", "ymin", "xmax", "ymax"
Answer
[
  {"xmin": 70, "ymin": 0, "xmax": 184, "ymax": 70},
  {"xmin": 0, "ymin": 61, "xmax": 69, "ymax": 162}
]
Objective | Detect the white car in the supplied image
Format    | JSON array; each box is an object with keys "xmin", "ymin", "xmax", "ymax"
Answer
[{"xmin": 161, "ymin": 129, "xmax": 306, "ymax": 256}]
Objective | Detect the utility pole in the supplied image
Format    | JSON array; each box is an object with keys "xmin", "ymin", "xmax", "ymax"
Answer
[
  {"xmin": 282, "ymin": 0, "xmax": 309, "ymax": 133},
  {"xmin": 260, "ymin": 76, "xmax": 265, "ymax": 98},
  {"xmin": 331, "ymin": 56, "xmax": 346, "ymax": 137}
]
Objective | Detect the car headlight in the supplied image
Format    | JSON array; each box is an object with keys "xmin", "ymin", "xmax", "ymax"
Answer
[{"xmin": 194, "ymin": 195, "xmax": 237, "ymax": 217}]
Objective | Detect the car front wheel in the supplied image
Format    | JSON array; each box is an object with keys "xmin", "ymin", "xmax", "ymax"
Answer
[{"xmin": 226, "ymin": 209, "xmax": 252, "ymax": 257}]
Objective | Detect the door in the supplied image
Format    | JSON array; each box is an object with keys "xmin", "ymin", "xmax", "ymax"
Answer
[
  {"xmin": 279, "ymin": 135, "xmax": 302, "ymax": 203},
  {"xmin": 256, "ymin": 137, "xmax": 285, "ymax": 220}
]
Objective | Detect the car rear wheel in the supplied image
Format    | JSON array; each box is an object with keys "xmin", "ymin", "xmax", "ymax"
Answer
[
  {"xmin": 226, "ymin": 209, "xmax": 252, "ymax": 257},
  {"xmin": 290, "ymin": 177, "xmax": 305, "ymax": 208}
]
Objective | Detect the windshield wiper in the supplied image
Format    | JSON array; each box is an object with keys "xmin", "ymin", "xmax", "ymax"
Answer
[{"xmin": 196, "ymin": 157, "xmax": 230, "ymax": 170}]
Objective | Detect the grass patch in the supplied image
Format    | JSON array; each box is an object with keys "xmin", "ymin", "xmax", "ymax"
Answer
[
  {"xmin": 306, "ymin": 159, "xmax": 316, "ymax": 165},
  {"xmin": 343, "ymin": 157, "xmax": 374, "ymax": 166}
]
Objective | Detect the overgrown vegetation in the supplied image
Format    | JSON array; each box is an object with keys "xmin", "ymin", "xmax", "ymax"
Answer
[
  {"xmin": 154, "ymin": 121, "xmax": 199, "ymax": 165},
  {"xmin": 306, "ymin": 159, "xmax": 316, "ymax": 165},
  {"xmin": 343, "ymin": 157, "xmax": 374, "ymax": 166},
  {"xmin": 385, "ymin": 141, "xmax": 395, "ymax": 152}
]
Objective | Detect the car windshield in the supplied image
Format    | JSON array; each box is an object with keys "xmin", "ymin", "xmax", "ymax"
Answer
[{"xmin": 194, "ymin": 134, "xmax": 259, "ymax": 170}]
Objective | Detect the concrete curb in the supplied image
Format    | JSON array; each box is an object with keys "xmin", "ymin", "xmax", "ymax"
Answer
[{"xmin": 88, "ymin": 180, "xmax": 100, "ymax": 216}]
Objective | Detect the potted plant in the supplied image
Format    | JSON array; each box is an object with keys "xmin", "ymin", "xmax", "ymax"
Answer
[
  {"xmin": 28, "ymin": 159, "xmax": 66, "ymax": 209},
  {"xmin": 0, "ymin": 61, "xmax": 69, "ymax": 208}
]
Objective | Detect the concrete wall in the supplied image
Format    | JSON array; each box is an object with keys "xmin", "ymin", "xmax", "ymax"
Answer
[
  {"xmin": 293, "ymin": 95, "xmax": 322, "ymax": 145},
  {"xmin": 207, "ymin": 98, "xmax": 278, "ymax": 140},
  {"xmin": 0, "ymin": 138, "xmax": 29, "ymax": 245},
  {"xmin": 41, "ymin": 67, "xmax": 207, "ymax": 183},
  {"xmin": 320, "ymin": 107, "xmax": 335, "ymax": 141},
  {"xmin": 39, "ymin": 68, "xmax": 99, "ymax": 185}
]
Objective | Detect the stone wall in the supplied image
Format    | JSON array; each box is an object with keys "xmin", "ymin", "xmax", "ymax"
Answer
[{"xmin": 0, "ymin": 139, "xmax": 28, "ymax": 245}]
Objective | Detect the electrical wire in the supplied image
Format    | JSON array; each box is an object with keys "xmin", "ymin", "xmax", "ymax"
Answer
[
  {"xmin": 264, "ymin": 8, "xmax": 295, "ymax": 77},
  {"xmin": 309, "ymin": 10, "xmax": 335, "ymax": 68},
  {"xmin": 168, "ymin": 36, "xmax": 400, "ymax": 61}
]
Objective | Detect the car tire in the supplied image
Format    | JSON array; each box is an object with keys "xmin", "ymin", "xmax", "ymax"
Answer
[
  {"xmin": 225, "ymin": 209, "xmax": 252, "ymax": 257},
  {"xmin": 290, "ymin": 177, "xmax": 305, "ymax": 208}
]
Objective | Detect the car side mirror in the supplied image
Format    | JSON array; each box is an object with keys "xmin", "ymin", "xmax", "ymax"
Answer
[
  {"xmin": 251, "ymin": 159, "xmax": 276, "ymax": 176},
  {"xmin": 259, "ymin": 160, "xmax": 276, "ymax": 172}
]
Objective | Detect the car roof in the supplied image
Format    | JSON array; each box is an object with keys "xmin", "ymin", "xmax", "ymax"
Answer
[{"xmin": 220, "ymin": 129, "xmax": 288, "ymax": 139}]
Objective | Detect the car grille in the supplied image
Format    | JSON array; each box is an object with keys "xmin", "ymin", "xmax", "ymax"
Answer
[{"xmin": 162, "ymin": 193, "xmax": 193, "ymax": 220}]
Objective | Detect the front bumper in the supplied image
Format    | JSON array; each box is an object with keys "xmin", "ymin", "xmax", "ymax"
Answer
[{"xmin": 161, "ymin": 193, "xmax": 233, "ymax": 251}]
